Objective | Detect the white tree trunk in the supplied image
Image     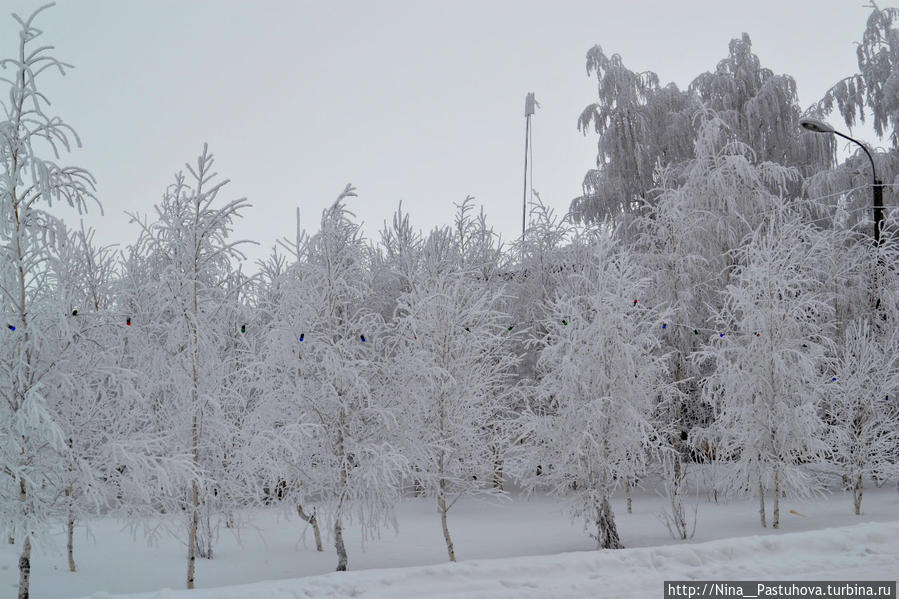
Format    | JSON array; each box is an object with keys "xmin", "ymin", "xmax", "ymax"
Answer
[
  {"xmin": 186, "ymin": 481, "xmax": 199, "ymax": 589},
  {"xmin": 67, "ymin": 510, "xmax": 76, "ymax": 572},
  {"xmin": 758, "ymin": 476, "xmax": 767, "ymax": 528},
  {"xmin": 196, "ymin": 505, "xmax": 214, "ymax": 559},
  {"xmin": 334, "ymin": 515, "xmax": 348, "ymax": 571},
  {"xmin": 596, "ymin": 496, "xmax": 623, "ymax": 549},
  {"xmin": 438, "ymin": 479, "xmax": 456, "ymax": 562},
  {"xmin": 17, "ymin": 475, "xmax": 30, "ymax": 599},
  {"xmin": 772, "ymin": 469, "xmax": 780, "ymax": 529},
  {"xmin": 853, "ymin": 474, "xmax": 863, "ymax": 515},
  {"xmin": 296, "ymin": 504, "xmax": 323, "ymax": 552},
  {"xmin": 625, "ymin": 479, "xmax": 633, "ymax": 514},
  {"xmin": 17, "ymin": 535, "xmax": 31, "ymax": 599}
]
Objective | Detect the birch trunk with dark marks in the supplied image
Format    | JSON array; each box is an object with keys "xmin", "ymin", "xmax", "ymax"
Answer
[
  {"xmin": 18, "ymin": 475, "xmax": 31, "ymax": 599},
  {"xmin": 196, "ymin": 507, "xmax": 213, "ymax": 559},
  {"xmin": 65, "ymin": 435, "xmax": 77, "ymax": 572},
  {"xmin": 186, "ymin": 276, "xmax": 202, "ymax": 588},
  {"xmin": 334, "ymin": 515, "xmax": 348, "ymax": 571},
  {"xmin": 625, "ymin": 480, "xmax": 632, "ymax": 514},
  {"xmin": 438, "ymin": 477, "xmax": 456, "ymax": 562},
  {"xmin": 772, "ymin": 468, "xmax": 781, "ymax": 529},
  {"xmin": 595, "ymin": 495, "xmax": 622, "ymax": 549},
  {"xmin": 186, "ymin": 480, "xmax": 199, "ymax": 589},
  {"xmin": 758, "ymin": 476, "xmax": 767, "ymax": 528},
  {"xmin": 297, "ymin": 504, "xmax": 323, "ymax": 552},
  {"xmin": 334, "ymin": 423, "xmax": 349, "ymax": 571},
  {"xmin": 853, "ymin": 474, "xmax": 863, "ymax": 515},
  {"xmin": 18, "ymin": 535, "xmax": 31, "ymax": 599},
  {"xmin": 67, "ymin": 509, "xmax": 76, "ymax": 572}
]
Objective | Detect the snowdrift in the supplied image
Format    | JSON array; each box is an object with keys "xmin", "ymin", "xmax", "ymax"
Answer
[{"xmin": 76, "ymin": 520, "xmax": 899, "ymax": 599}]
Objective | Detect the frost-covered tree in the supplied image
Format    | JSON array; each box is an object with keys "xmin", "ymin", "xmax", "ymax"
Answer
[
  {"xmin": 276, "ymin": 186, "xmax": 407, "ymax": 572},
  {"xmin": 390, "ymin": 267, "xmax": 519, "ymax": 561},
  {"xmin": 806, "ymin": 3, "xmax": 899, "ymax": 235},
  {"xmin": 690, "ymin": 33, "xmax": 834, "ymax": 181},
  {"xmin": 507, "ymin": 196, "xmax": 575, "ymax": 381},
  {"xmin": 824, "ymin": 320, "xmax": 899, "ymax": 514},
  {"xmin": 817, "ymin": 3, "xmax": 899, "ymax": 148},
  {"xmin": 369, "ymin": 202, "xmax": 422, "ymax": 325},
  {"xmin": 573, "ymin": 33, "xmax": 833, "ymax": 224},
  {"xmin": 633, "ymin": 114, "xmax": 802, "ymax": 478},
  {"xmin": 694, "ymin": 210, "xmax": 834, "ymax": 529},
  {"xmin": 125, "ymin": 145, "xmax": 252, "ymax": 589},
  {"xmin": 47, "ymin": 224, "xmax": 121, "ymax": 573},
  {"xmin": 0, "ymin": 6, "xmax": 96, "ymax": 597},
  {"xmin": 253, "ymin": 222, "xmax": 327, "ymax": 551},
  {"xmin": 572, "ymin": 46, "xmax": 697, "ymax": 223},
  {"xmin": 515, "ymin": 233, "xmax": 668, "ymax": 549}
]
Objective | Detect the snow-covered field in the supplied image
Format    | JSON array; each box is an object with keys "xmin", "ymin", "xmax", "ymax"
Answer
[{"xmin": 3, "ymin": 482, "xmax": 896, "ymax": 598}]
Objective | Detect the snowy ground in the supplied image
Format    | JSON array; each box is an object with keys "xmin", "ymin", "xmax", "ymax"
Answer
[{"xmin": 3, "ymin": 480, "xmax": 897, "ymax": 598}]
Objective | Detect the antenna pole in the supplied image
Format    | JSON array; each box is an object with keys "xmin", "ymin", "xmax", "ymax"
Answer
[{"xmin": 522, "ymin": 92, "xmax": 537, "ymax": 262}]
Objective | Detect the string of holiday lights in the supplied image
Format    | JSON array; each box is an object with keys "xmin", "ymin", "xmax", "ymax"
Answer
[{"xmin": 4, "ymin": 304, "xmax": 890, "ymax": 400}]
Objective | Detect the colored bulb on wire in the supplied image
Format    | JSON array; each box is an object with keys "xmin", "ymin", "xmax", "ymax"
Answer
[
  {"xmin": 561, "ymin": 320, "xmax": 568, "ymax": 326},
  {"xmin": 465, "ymin": 327, "xmax": 470, "ymax": 332},
  {"xmin": 633, "ymin": 299, "xmax": 638, "ymax": 306},
  {"xmin": 360, "ymin": 334, "xmax": 366, "ymax": 343},
  {"xmin": 719, "ymin": 333, "xmax": 724, "ymax": 338},
  {"xmin": 6, "ymin": 324, "xmax": 14, "ymax": 331},
  {"xmin": 661, "ymin": 323, "xmax": 667, "ymax": 329},
  {"xmin": 831, "ymin": 377, "xmax": 836, "ymax": 382},
  {"xmin": 241, "ymin": 324, "xmax": 246, "ymax": 334},
  {"xmin": 126, "ymin": 317, "xmax": 131, "ymax": 326},
  {"xmin": 72, "ymin": 309, "xmax": 78, "ymax": 316},
  {"xmin": 299, "ymin": 333, "xmax": 304, "ymax": 342},
  {"xmin": 694, "ymin": 329, "xmax": 699, "ymax": 335},
  {"xmin": 508, "ymin": 325, "xmax": 513, "ymax": 331}
]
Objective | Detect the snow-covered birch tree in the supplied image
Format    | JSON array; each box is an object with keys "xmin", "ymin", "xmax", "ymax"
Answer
[
  {"xmin": 277, "ymin": 186, "xmax": 407, "ymax": 572},
  {"xmin": 125, "ymin": 145, "xmax": 252, "ymax": 589},
  {"xmin": 515, "ymin": 233, "xmax": 669, "ymax": 549},
  {"xmin": 824, "ymin": 320, "xmax": 899, "ymax": 514},
  {"xmin": 0, "ymin": 6, "xmax": 97, "ymax": 597},
  {"xmin": 694, "ymin": 210, "xmax": 834, "ymax": 529},
  {"xmin": 389, "ymin": 266, "xmax": 519, "ymax": 561}
]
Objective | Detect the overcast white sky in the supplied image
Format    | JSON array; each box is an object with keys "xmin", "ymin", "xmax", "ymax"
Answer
[{"xmin": 1, "ymin": 0, "xmax": 880, "ymax": 268}]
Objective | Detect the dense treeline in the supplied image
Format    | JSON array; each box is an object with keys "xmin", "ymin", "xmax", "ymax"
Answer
[{"xmin": 3, "ymin": 4, "xmax": 899, "ymax": 597}]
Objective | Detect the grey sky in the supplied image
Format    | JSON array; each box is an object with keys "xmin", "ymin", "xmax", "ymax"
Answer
[{"xmin": 1, "ymin": 0, "xmax": 876, "ymax": 268}]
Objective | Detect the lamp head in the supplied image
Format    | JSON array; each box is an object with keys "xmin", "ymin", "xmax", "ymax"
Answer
[{"xmin": 799, "ymin": 118, "xmax": 835, "ymax": 134}]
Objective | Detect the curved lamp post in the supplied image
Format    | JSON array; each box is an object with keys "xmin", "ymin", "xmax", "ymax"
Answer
[{"xmin": 800, "ymin": 118, "xmax": 884, "ymax": 245}]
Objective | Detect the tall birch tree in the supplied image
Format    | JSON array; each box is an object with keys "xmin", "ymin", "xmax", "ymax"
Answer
[{"xmin": 0, "ymin": 6, "xmax": 96, "ymax": 597}]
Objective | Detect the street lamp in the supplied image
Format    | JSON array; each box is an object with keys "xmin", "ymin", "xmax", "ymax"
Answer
[{"xmin": 799, "ymin": 118, "xmax": 884, "ymax": 245}]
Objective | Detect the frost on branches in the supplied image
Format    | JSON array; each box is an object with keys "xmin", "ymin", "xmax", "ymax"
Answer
[
  {"xmin": 0, "ymin": 6, "xmax": 97, "ymax": 598},
  {"xmin": 694, "ymin": 210, "xmax": 834, "ymax": 529},
  {"xmin": 124, "ymin": 145, "xmax": 252, "ymax": 589},
  {"xmin": 269, "ymin": 187, "xmax": 407, "ymax": 572},
  {"xmin": 516, "ymin": 234, "xmax": 669, "ymax": 549},
  {"xmin": 390, "ymin": 262, "xmax": 519, "ymax": 561},
  {"xmin": 824, "ymin": 320, "xmax": 899, "ymax": 514}
]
